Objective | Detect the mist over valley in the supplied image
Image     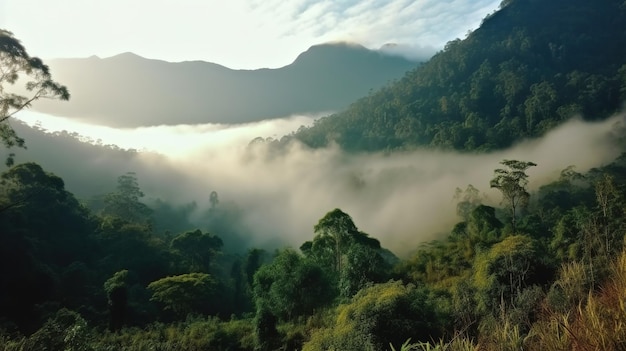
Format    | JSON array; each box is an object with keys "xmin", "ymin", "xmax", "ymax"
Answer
[{"xmin": 11, "ymin": 110, "xmax": 625, "ymax": 255}]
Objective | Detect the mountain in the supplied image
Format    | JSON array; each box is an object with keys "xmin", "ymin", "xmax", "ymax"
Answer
[
  {"xmin": 32, "ymin": 43, "xmax": 420, "ymax": 127},
  {"xmin": 292, "ymin": 0, "xmax": 626, "ymax": 152}
]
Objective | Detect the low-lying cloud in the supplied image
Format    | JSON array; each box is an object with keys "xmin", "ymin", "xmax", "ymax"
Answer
[{"xmin": 14, "ymin": 111, "xmax": 626, "ymax": 256}]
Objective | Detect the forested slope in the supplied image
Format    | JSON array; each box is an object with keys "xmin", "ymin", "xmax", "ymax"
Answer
[{"xmin": 293, "ymin": 0, "xmax": 626, "ymax": 151}]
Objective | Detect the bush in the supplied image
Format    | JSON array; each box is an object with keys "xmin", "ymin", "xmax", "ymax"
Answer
[{"xmin": 303, "ymin": 281, "xmax": 442, "ymax": 351}]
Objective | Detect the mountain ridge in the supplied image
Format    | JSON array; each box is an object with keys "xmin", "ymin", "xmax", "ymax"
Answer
[{"xmin": 32, "ymin": 42, "xmax": 422, "ymax": 127}]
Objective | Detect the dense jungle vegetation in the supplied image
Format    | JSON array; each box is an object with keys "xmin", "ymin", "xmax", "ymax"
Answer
[
  {"xmin": 2, "ymin": 151, "xmax": 626, "ymax": 351},
  {"xmin": 2, "ymin": 0, "xmax": 626, "ymax": 350}
]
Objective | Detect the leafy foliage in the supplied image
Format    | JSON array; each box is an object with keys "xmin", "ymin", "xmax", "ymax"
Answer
[
  {"xmin": 301, "ymin": 208, "xmax": 385, "ymax": 298},
  {"xmin": 147, "ymin": 273, "xmax": 217, "ymax": 317},
  {"xmin": 304, "ymin": 281, "xmax": 443, "ymax": 351},
  {"xmin": 473, "ymin": 235, "xmax": 538, "ymax": 313},
  {"xmin": 0, "ymin": 29, "xmax": 69, "ymax": 165},
  {"xmin": 253, "ymin": 249, "xmax": 335, "ymax": 321}
]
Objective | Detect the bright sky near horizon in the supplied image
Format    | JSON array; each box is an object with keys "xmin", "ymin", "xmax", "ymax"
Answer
[{"xmin": 1, "ymin": 0, "xmax": 501, "ymax": 69}]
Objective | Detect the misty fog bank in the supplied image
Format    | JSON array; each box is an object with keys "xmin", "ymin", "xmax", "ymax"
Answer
[{"xmin": 11, "ymin": 111, "xmax": 626, "ymax": 255}]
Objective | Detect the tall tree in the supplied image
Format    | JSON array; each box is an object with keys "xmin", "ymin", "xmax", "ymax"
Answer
[
  {"xmin": 490, "ymin": 160, "xmax": 537, "ymax": 233},
  {"xmin": 303, "ymin": 208, "xmax": 379, "ymax": 276},
  {"xmin": 0, "ymin": 29, "xmax": 69, "ymax": 166},
  {"xmin": 102, "ymin": 172, "xmax": 152, "ymax": 224},
  {"xmin": 104, "ymin": 270, "xmax": 129, "ymax": 332}
]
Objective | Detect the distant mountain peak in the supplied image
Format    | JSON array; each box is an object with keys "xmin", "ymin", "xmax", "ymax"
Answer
[
  {"xmin": 291, "ymin": 41, "xmax": 415, "ymax": 67},
  {"xmin": 380, "ymin": 43, "xmax": 399, "ymax": 49},
  {"xmin": 107, "ymin": 52, "xmax": 145, "ymax": 60},
  {"xmin": 297, "ymin": 42, "xmax": 369, "ymax": 57}
]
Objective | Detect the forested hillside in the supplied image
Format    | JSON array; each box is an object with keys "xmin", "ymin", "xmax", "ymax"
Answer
[{"xmin": 293, "ymin": 0, "xmax": 626, "ymax": 151}]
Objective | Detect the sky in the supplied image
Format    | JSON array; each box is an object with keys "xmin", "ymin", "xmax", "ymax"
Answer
[{"xmin": 1, "ymin": 0, "xmax": 501, "ymax": 69}]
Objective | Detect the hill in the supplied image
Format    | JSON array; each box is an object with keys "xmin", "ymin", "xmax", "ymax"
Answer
[
  {"xmin": 31, "ymin": 43, "xmax": 420, "ymax": 127},
  {"xmin": 292, "ymin": 0, "xmax": 626, "ymax": 151}
]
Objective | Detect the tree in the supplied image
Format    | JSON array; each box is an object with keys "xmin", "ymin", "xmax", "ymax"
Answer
[
  {"xmin": 0, "ymin": 161, "xmax": 66, "ymax": 213},
  {"xmin": 594, "ymin": 174, "xmax": 621, "ymax": 256},
  {"xmin": 253, "ymin": 249, "xmax": 334, "ymax": 321},
  {"xmin": 147, "ymin": 273, "xmax": 217, "ymax": 317},
  {"xmin": 104, "ymin": 270, "xmax": 129, "ymax": 332},
  {"xmin": 473, "ymin": 235, "xmax": 539, "ymax": 313},
  {"xmin": 0, "ymin": 29, "xmax": 69, "ymax": 166},
  {"xmin": 255, "ymin": 308, "xmax": 280, "ymax": 351},
  {"xmin": 339, "ymin": 244, "xmax": 388, "ymax": 298},
  {"xmin": 245, "ymin": 248, "xmax": 267, "ymax": 289},
  {"xmin": 524, "ymin": 82, "xmax": 557, "ymax": 134},
  {"xmin": 102, "ymin": 172, "xmax": 153, "ymax": 224},
  {"xmin": 303, "ymin": 208, "xmax": 380, "ymax": 277},
  {"xmin": 312, "ymin": 209, "xmax": 358, "ymax": 275},
  {"xmin": 209, "ymin": 190, "xmax": 219, "ymax": 209},
  {"xmin": 170, "ymin": 229, "xmax": 223, "ymax": 273},
  {"xmin": 490, "ymin": 160, "xmax": 537, "ymax": 233}
]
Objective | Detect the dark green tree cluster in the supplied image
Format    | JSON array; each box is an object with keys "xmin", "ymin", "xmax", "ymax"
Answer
[{"xmin": 0, "ymin": 166, "xmax": 243, "ymax": 333}]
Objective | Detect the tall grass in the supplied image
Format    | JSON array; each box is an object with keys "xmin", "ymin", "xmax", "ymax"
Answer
[{"xmin": 526, "ymin": 250, "xmax": 626, "ymax": 350}]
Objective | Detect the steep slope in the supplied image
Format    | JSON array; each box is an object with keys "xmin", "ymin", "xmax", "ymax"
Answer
[
  {"xmin": 293, "ymin": 0, "xmax": 626, "ymax": 151},
  {"xmin": 32, "ymin": 43, "xmax": 419, "ymax": 127}
]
